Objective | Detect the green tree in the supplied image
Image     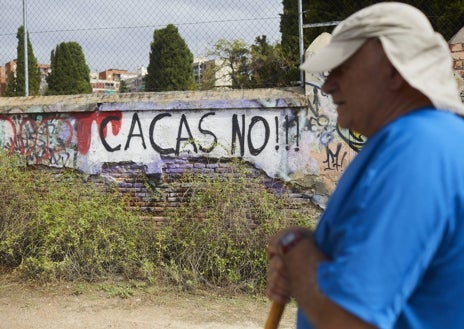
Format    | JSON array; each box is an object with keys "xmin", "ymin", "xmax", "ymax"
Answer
[
  {"xmin": 249, "ymin": 35, "xmax": 291, "ymax": 88},
  {"xmin": 208, "ymin": 39, "xmax": 252, "ymax": 89},
  {"xmin": 46, "ymin": 42, "xmax": 92, "ymax": 95},
  {"xmin": 281, "ymin": 0, "xmax": 464, "ymax": 84},
  {"xmin": 207, "ymin": 37, "xmax": 292, "ymax": 89},
  {"xmin": 5, "ymin": 26, "xmax": 41, "ymax": 96},
  {"xmin": 304, "ymin": 1, "xmax": 464, "ymax": 41},
  {"xmin": 145, "ymin": 24, "xmax": 195, "ymax": 92},
  {"xmin": 119, "ymin": 80, "xmax": 130, "ymax": 93},
  {"xmin": 410, "ymin": 0, "xmax": 464, "ymax": 41},
  {"xmin": 4, "ymin": 72, "xmax": 18, "ymax": 97},
  {"xmin": 279, "ymin": 0, "xmax": 312, "ymax": 85},
  {"xmin": 197, "ymin": 62, "xmax": 218, "ymax": 91}
]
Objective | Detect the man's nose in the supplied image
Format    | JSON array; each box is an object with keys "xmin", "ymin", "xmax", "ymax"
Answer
[{"xmin": 321, "ymin": 76, "xmax": 335, "ymax": 95}]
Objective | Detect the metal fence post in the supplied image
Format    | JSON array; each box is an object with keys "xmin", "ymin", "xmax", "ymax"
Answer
[
  {"xmin": 23, "ymin": 0, "xmax": 29, "ymax": 96},
  {"xmin": 298, "ymin": 0, "xmax": 304, "ymax": 87}
]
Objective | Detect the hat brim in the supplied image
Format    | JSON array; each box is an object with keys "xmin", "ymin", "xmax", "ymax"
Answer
[{"xmin": 300, "ymin": 39, "xmax": 366, "ymax": 72}]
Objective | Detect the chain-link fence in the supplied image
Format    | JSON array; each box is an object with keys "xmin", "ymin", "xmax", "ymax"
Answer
[
  {"xmin": 2, "ymin": 1, "xmax": 463, "ymax": 95},
  {"xmin": 1, "ymin": 0, "xmax": 282, "ymax": 73}
]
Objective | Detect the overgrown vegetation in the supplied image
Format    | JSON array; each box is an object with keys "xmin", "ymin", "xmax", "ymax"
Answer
[
  {"xmin": 0, "ymin": 152, "xmax": 141, "ymax": 282},
  {"xmin": 0, "ymin": 151, "xmax": 317, "ymax": 294},
  {"xmin": 144, "ymin": 160, "xmax": 316, "ymax": 293}
]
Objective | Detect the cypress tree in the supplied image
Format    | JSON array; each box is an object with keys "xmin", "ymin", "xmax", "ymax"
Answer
[
  {"xmin": 145, "ymin": 24, "xmax": 195, "ymax": 92},
  {"xmin": 46, "ymin": 42, "xmax": 92, "ymax": 95},
  {"xmin": 5, "ymin": 26, "xmax": 41, "ymax": 96}
]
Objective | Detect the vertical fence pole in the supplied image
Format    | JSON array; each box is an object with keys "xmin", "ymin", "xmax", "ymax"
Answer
[
  {"xmin": 23, "ymin": 0, "xmax": 29, "ymax": 96},
  {"xmin": 298, "ymin": 0, "xmax": 304, "ymax": 87}
]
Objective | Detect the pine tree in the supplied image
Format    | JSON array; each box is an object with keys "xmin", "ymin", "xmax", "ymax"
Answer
[
  {"xmin": 46, "ymin": 42, "xmax": 92, "ymax": 95},
  {"xmin": 5, "ymin": 26, "xmax": 41, "ymax": 96},
  {"xmin": 145, "ymin": 24, "xmax": 195, "ymax": 92}
]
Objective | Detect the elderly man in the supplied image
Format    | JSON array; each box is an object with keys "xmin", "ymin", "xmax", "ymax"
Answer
[{"xmin": 267, "ymin": 2, "xmax": 464, "ymax": 329}]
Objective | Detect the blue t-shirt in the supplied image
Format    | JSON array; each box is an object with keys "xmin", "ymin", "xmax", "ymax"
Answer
[{"xmin": 297, "ymin": 109, "xmax": 464, "ymax": 329}]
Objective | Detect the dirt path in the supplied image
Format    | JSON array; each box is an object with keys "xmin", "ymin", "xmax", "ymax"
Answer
[{"xmin": 0, "ymin": 277, "xmax": 297, "ymax": 329}]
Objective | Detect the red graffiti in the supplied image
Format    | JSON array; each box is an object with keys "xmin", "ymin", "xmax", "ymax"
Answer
[{"xmin": 74, "ymin": 112, "xmax": 122, "ymax": 155}]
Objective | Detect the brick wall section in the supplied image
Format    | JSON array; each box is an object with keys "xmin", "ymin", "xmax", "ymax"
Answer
[
  {"xmin": 451, "ymin": 43, "xmax": 464, "ymax": 77},
  {"xmin": 0, "ymin": 89, "xmax": 332, "ymax": 223},
  {"xmin": 98, "ymin": 158, "xmax": 319, "ymax": 225}
]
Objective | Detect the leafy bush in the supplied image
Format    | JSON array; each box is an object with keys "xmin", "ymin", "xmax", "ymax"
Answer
[
  {"xmin": 147, "ymin": 159, "xmax": 316, "ymax": 293},
  {"xmin": 0, "ymin": 151, "xmax": 318, "ymax": 293},
  {"xmin": 0, "ymin": 151, "xmax": 142, "ymax": 282}
]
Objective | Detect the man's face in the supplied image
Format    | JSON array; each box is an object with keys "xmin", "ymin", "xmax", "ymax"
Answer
[{"xmin": 322, "ymin": 39, "xmax": 392, "ymax": 137}]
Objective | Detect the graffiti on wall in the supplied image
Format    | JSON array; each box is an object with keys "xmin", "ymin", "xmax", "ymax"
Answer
[
  {"xmin": 303, "ymin": 81, "xmax": 367, "ymax": 173},
  {"xmin": 0, "ymin": 114, "xmax": 77, "ymax": 167},
  {"xmin": 0, "ymin": 86, "xmax": 364, "ymax": 190},
  {"xmin": 96, "ymin": 111, "xmax": 301, "ymax": 157},
  {"xmin": 0, "ymin": 104, "xmax": 305, "ymax": 179},
  {"xmin": 301, "ymin": 31, "xmax": 367, "ymax": 184}
]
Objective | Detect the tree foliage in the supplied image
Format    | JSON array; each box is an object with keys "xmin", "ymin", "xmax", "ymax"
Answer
[
  {"xmin": 208, "ymin": 39, "xmax": 252, "ymax": 89},
  {"xmin": 46, "ymin": 42, "xmax": 92, "ymax": 95},
  {"xmin": 5, "ymin": 26, "xmax": 41, "ymax": 96},
  {"xmin": 119, "ymin": 80, "xmax": 130, "ymax": 93},
  {"xmin": 280, "ymin": 0, "xmax": 464, "ymax": 84},
  {"xmin": 145, "ymin": 24, "xmax": 195, "ymax": 92},
  {"xmin": 208, "ymin": 36, "xmax": 291, "ymax": 89},
  {"xmin": 250, "ymin": 35, "xmax": 292, "ymax": 88},
  {"xmin": 279, "ymin": 0, "xmax": 310, "ymax": 85}
]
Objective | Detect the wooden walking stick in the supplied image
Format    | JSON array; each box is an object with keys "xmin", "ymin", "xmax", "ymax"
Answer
[{"xmin": 264, "ymin": 301, "xmax": 285, "ymax": 329}]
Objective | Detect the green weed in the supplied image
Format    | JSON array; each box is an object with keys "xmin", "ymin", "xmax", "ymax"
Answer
[{"xmin": 0, "ymin": 152, "xmax": 318, "ymax": 294}]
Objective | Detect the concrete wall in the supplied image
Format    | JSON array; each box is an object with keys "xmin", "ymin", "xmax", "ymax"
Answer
[
  {"xmin": 0, "ymin": 88, "xmax": 360, "ymax": 213},
  {"xmin": 451, "ymin": 42, "xmax": 464, "ymax": 74},
  {"xmin": 450, "ymin": 42, "xmax": 464, "ymax": 96}
]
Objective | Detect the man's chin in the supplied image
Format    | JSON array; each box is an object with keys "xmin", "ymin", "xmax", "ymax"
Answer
[{"xmin": 336, "ymin": 118, "xmax": 350, "ymax": 130}]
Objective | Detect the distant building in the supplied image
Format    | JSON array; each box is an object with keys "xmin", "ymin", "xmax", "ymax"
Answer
[
  {"xmin": 0, "ymin": 61, "xmax": 50, "ymax": 96},
  {"xmin": 0, "ymin": 65, "xmax": 6, "ymax": 96},
  {"xmin": 0, "ymin": 60, "xmax": 16, "ymax": 96},
  {"xmin": 122, "ymin": 66, "xmax": 147, "ymax": 93},
  {"xmin": 90, "ymin": 69, "xmax": 127, "ymax": 95},
  {"xmin": 90, "ymin": 79, "xmax": 119, "ymax": 95},
  {"xmin": 38, "ymin": 63, "xmax": 51, "ymax": 94},
  {"xmin": 98, "ymin": 68, "xmax": 129, "ymax": 82},
  {"xmin": 193, "ymin": 58, "xmax": 232, "ymax": 90},
  {"xmin": 91, "ymin": 68, "xmax": 146, "ymax": 94},
  {"xmin": 91, "ymin": 69, "xmax": 128, "ymax": 95}
]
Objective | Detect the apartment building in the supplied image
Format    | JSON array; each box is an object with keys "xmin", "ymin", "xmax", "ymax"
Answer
[
  {"xmin": 38, "ymin": 63, "xmax": 51, "ymax": 94},
  {"xmin": 193, "ymin": 58, "xmax": 232, "ymax": 90},
  {"xmin": 0, "ymin": 60, "xmax": 16, "ymax": 96},
  {"xmin": 0, "ymin": 61, "xmax": 50, "ymax": 96},
  {"xmin": 123, "ymin": 69, "xmax": 146, "ymax": 92},
  {"xmin": 0, "ymin": 65, "xmax": 6, "ymax": 96}
]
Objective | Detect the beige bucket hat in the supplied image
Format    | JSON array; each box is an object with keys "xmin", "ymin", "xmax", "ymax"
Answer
[{"xmin": 300, "ymin": 2, "xmax": 464, "ymax": 115}]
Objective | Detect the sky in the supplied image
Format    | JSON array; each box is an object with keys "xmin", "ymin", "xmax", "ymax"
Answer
[{"xmin": 1, "ymin": 0, "xmax": 283, "ymax": 73}]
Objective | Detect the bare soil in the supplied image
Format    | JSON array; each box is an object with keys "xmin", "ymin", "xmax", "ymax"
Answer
[{"xmin": 0, "ymin": 273, "xmax": 297, "ymax": 329}]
